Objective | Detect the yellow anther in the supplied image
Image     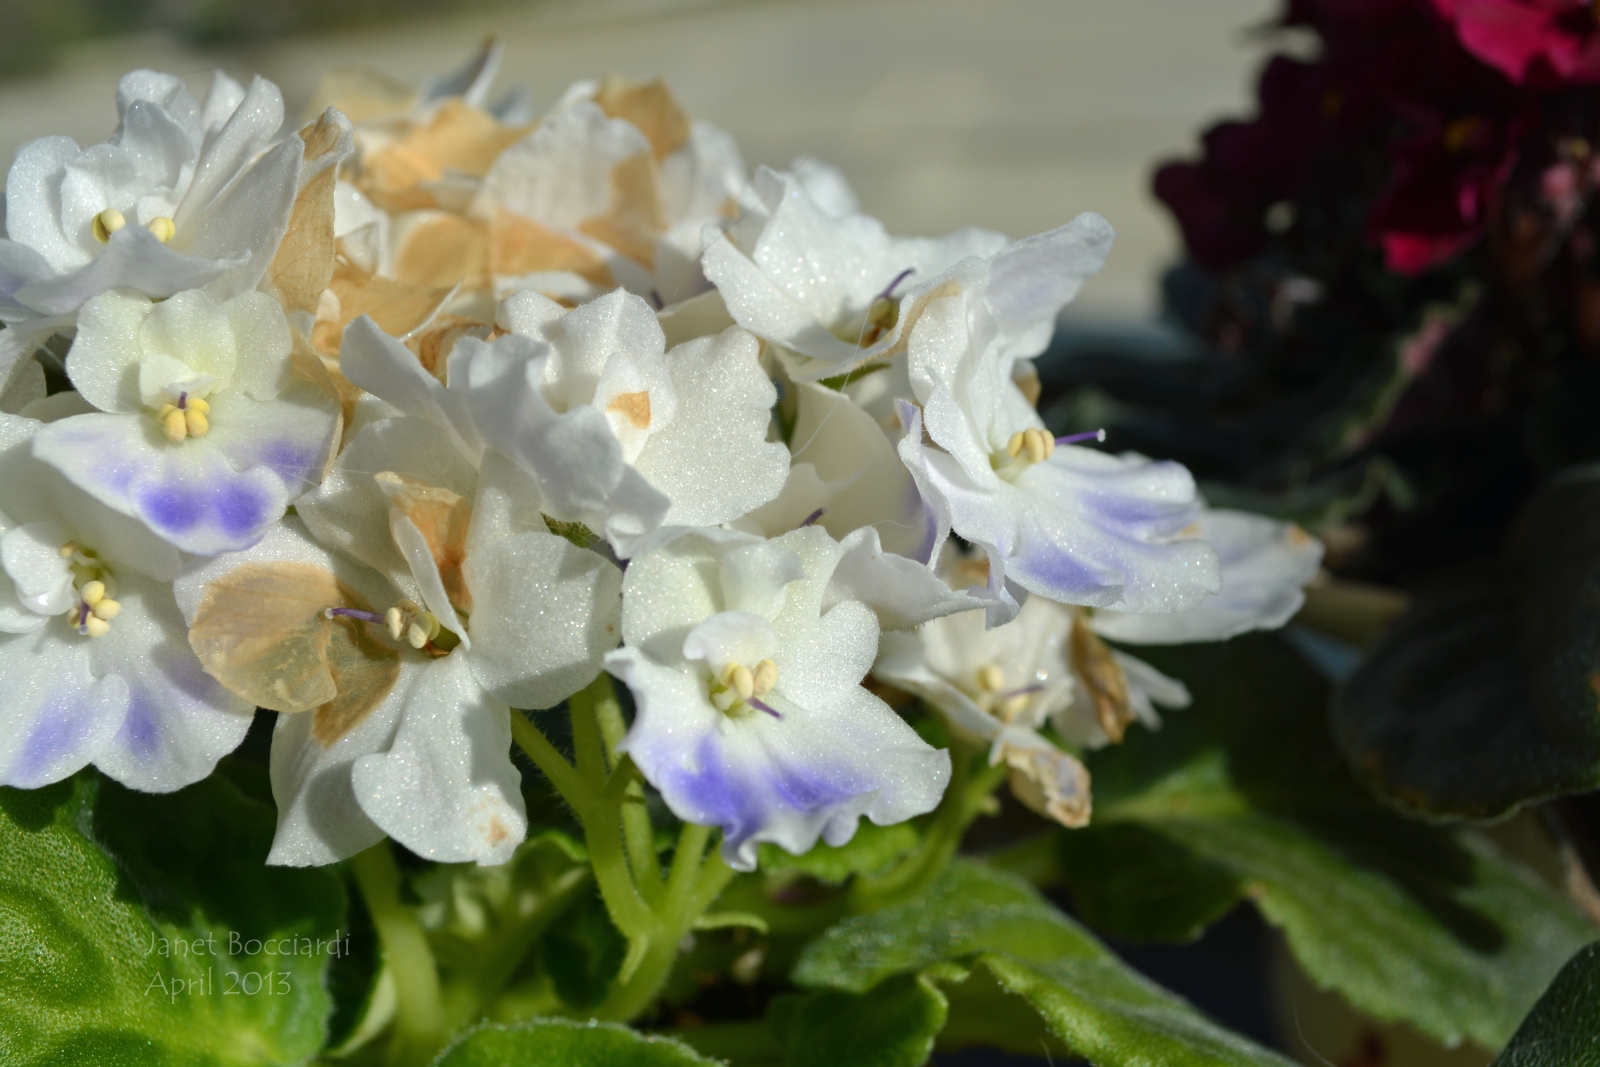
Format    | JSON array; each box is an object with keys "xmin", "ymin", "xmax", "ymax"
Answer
[
  {"xmin": 92, "ymin": 208, "xmax": 126, "ymax": 243},
  {"xmin": 156, "ymin": 402, "xmax": 177, "ymax": 422},
  {"xmin": 91, "ymin": 597, "xmax": 121, "ymax": 622},
  {"xmin": 1000, "ymin": 693, "xmax": 1032, "ymax": 721},
  {"xmin": 146, "ymin": 217, "xmax": 175, "ymax": 244},
  {"xmin": 80, "ymin": 580, "xmax": 106, "ymax": 607},
  {"xmin": 1042, "ymin": 433, "xmax": 1056, "ymax": 459},
  {"xmin": 977, "ymin": 664, "xmax": 1006, "ymax": 693},
  {"xmin": 186, "ymin": 397, "xmax": 209, "ymax": 414},
  {"xmin": 84, "ymin": 615, "xmax": 111, "ymax": 639},
  {"xmin": 58, "ymin": 541, "xmax": 78, "ymax": 559},
  {"xmin": 1006, "ymin": 431, "xmax": 1025, "ymax": 458},
  {"xmin": 752, "ymin": 658, "xmax": 778, "ymax": 698},
  {"xmin": 722, "ymin": 663, "xmax": 755, "ymax": 702},
  {"xmin": 407, "ymin": 612, "xmax": 441, "ymax": 649},
  {"xmin": 1024, "ymin": 428, "xmax": 1047, "ymax": 465},
  {"xmin": 385, "ymin": 606, "xmax": 405, "ymax": 640},
  {"xmin": 185, "ymin": 409, "xmax": 209, "ymax": 437},
  {"xmin": 161, "ymin": 408, "xmax": 189, "ymax": 442}
]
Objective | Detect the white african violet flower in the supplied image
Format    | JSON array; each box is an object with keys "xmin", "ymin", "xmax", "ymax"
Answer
[
  {"xmin": 700, "ymin": 166, "xmax": 1008, "ymax": 382},
  {"xmin": 607, "ymin": 525, "xmax": 971, "ymax": 871},
  {"xmin": 339, "ymin": 287, "xmax": 788, "ymax": 556},
  {"xmin": 474, "ymin": 78, "xmax": 746, "ymax": 305},
  {"xmin": 178, "ymin": 417, "xmax": 623, "ymax": 865},
  {"xmin": 1, "ymin": 71, "xmax": 304, "ymax": 336},
  {"xmin": 897, "ymin": 268, "xmax": 1221, "ymax": 624},
  {"xmin": 1090, "ymin": 508, "xmax": 1324, "ymax": 645},
  {"xmin": 0, "ymin": 413, "xmax": 253, "ymax": 792},
  {"xmin": 32, "ymin": 288, "xmax": 340, "ymax": 555}
]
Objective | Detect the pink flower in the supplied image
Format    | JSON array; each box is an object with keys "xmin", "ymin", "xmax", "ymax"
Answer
[{"xmin": 1432, "ymin": 0, "xmax": 1600, "ymax": 85}]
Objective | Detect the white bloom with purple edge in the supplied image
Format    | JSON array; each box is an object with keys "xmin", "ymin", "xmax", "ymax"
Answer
[
  {"xmin": 32, "ymin": 287, "xmax": 340, "ymax": 555},
  {"xmin": 0, "ymin": 412, "xmax": 253, "ymax": 792},
  {"xmin": 606, "ymin": 524, "xmax": 973, "ymax": 871}
]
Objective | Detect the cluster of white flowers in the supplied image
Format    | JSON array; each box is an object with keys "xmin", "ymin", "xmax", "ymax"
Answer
[{"xmin": 0, "ymin": 44, "xmax": 1321, "ymax": 871}]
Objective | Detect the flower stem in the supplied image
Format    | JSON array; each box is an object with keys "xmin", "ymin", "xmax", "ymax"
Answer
[
  {"xmin": 348, "ymin": 842, "xmax": 446, "ymax": 1067},
  {"xmin": 850, "ymin": 739, "xmax": 1001, "ymax": 910},
  {"xmin": 509, "ymin": 711, "xmax": 584, "ymax": 809},
  {"xmin": 585, "ymin": 672, "xmax": 665, "ymax": 903}
]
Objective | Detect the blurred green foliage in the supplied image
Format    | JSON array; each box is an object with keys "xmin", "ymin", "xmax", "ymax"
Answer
[{"xmin": 0, "ymin": 0, "xmax": 510, "ymax": 77}]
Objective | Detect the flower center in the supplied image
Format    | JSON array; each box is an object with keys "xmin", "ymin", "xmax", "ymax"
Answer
[
  {"xmin": 326, "ymin": 600, "xmax": 464, "ymax": 656},
  {"xmin": 152, "ymin": 390, "xmax": 211, "ymax": 444},
  {"xmin": 991, "ymin": 428, "xmax": 1104, "ymax": 482},
  {"xmin": 92, "ymin": 208, "xmax": 175, "ymax": 245},
  {"xmin": 974, "ymin": 662, "xmax": 1047, "ymax": 722},
  {"xmin": 58, "ymin": 541, "xmax": 122, "ymax": 639},
  {"xmin": 710, "ymin": 659, "xmax": 781, "ymax": 719},
  {"xmin": 831, "ymin": 267, "xmax": 914, "ymax": 348}
]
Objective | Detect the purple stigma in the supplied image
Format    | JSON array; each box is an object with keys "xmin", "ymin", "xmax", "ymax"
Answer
[
  {"xmin": 748, "ymin": 697, "xmax": 783, "ymax": 720},
  {"xmin": 649, "ymin": 288, "xmax": 665, "ymax": 310},
  {"xmin": 799, "ymin": 507, "xmax": 827, "ymax": 528},
  {"xmin": 325, "ymin": 606, "xmax": 386, "ymax": 625},
  {"xmin": 1056, "ymin": 429, "xmax": 1107, "ymax": 446},
  {"xmin": 877, "ymin": 267, "xmax": 916, "ymax": 303},
  {"xmin": 1002, "ymin": 684, "xmax": 1046, "ymax": 700},
  {"xmin": 176, "ymin": 391, "xmax": 188, "ymax": 410}
]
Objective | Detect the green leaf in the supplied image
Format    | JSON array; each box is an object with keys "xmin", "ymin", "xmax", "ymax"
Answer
[
  {"xmin": 1493, "ymin": 941, "xmax": 1600, "ymax": 1066},
  {"xmin": 770, "ymin": 971, "xmax": 948, "ymax": 1067},
  {"xmin": 758, "ymin": 821, "xmax": 918, "ymax": 886},
  {"xmin": 794, "ymin": 860, "xmax": 1296, "ymax": 1067},
  {"xmin": 1335, "ymin": 471, "xmax": 1600, "ymax": 819},
  {"xmin": 432, "ymin": 1018, "xmax": 718, "ymax": 1066},
  {"xmin": 0, "ymin": 771, "xmax": 346, "ymax": 1066},
  {"xmin": 1082, "ymin": 634, "xmax": 1595, "ymax": 1049},
  {"xmin": 1055, "ymin": 822, "xmax": 1240, "ymax": 942}
]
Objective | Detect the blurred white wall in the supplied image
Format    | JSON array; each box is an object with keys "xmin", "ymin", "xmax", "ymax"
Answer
[{"xmin": 0, "ymin": 0, "xmax": 1276, "ymax": 321}]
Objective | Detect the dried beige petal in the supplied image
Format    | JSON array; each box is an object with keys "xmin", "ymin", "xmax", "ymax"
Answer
[
  {"xmin": 271, "ymin": 164, "xmax": 339, "ymax": 317},
  {"xmin": 490, "ymin": 208, "xmax": 612, "ymax": 286},
  {"xmin": 314, "ymin": 257, "xmax": 454, "ymax": 356},
  {"xmin": 189, "ymin": 562, "xmax": 396, "ymax": 716},
  {"xmin": 408, "ymin": 314, "xmax": 490, "ymax": 382},
  {"xmin": 311, "ymin": 614, "xmax": 403, "ymax": 744},
  {"xmin": 1006, "ymin": 746, "xmax": 1092, "ymax": 828},
  {"xmin": 375, "ymin": 472, "xmax": 473, "ymax": 613},
  {"xmin": 577, "ymin": 150, "xmax": 666, "ymax": 268},
  {"xmin": 594, "ymin": 75, "xmax": 691, "ymax": 161},
  {"xmin": 358, "ymin": 99, "xmax": 531, "ymax": 212},
  {"xmin": 1069, "ymin": 614, "xmax": 1135, "ymax": 744},
  {"xmin": 394, "ymin": 213, "xmax": 490, "ymax": 290},
  {"xmin": 606, "ymin": 390, "xmax": 651, "ymax": 430}
]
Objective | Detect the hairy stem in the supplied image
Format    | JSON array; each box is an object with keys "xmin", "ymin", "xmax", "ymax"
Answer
[{"xmin": 348, "ymin": 842, "xmax": 445, "ymax": 1067}]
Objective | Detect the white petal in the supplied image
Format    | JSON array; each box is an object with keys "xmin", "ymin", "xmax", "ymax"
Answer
[
  {"xmin": 34, "ymin": 412, "xmax": 288, "ymax": 555},
  {"xmin": 13, "ymin": 226, "xmax": 235, "ymax": 318},
  {"xmin": 984, "ymin": 214, "xmax": 1114, "ymax": 361},
  {"xmin": 825, "ymin": 526, "xmax": 984, "ymax": 632},
  {"xmin": 268, "ymin": 695, "xmax": 396, "ymax": 867},
  {"xmin": 0, "ymin": 626, "xmax": 125, "ymax": 788},
  {"xmin": 1091, "ymin": 510, "xmax": 1323, "ymax": 645},
  {"xmin": 201, "ymin": 379, "xmax": 340, "ymax": 505},
  {"xmin": 138, "ymin": 288, "xmax": 238, "ymax": 392},
  {"xmin": 390, "ymin": 509, "xmax": 469, "ymax": 649},
  {"xmin": 222, "ymin": 290, "xmax": 293, "ymax": 400},
  {"xmin": 340, "ymin": 316, "xmax": 483, "ymax": 460},
  {"xmin": 1, "ymin": 521, "xmax": 74, "ymax": 615},
  {"xmin": 176, "ymin": 75, "xmax": 284, "ymax": 230},
  {"xmin": 6, "ymin": 137, "xmax": 87, "ymax": 272},
  {"xmin": 299, "ymin": 416, "xmax": 475, "ymax": 599},
  {"xmin": 462, "ymin": 475, "xmax": 622, "ymax": 709},
  {"xmin": 66, "ymin": 289, "xmax": 153, "ymax": 413},
  {"xmin": 719, "ymin": 540, "xmax": 806, "ymax": 618},
  {"xmin": 86, "ymin": 569, "xmax": 254, "ymax": 791},
  {"xmin": 178, "ymin": 136, "xmax": 301, "ymax": 302},
  {"xmin": 351, "ymin": 654, "xmax": 527, "ymax": 865},
  {"xmin": 790, "ymin": 381, "xmax": 933, "ymax": 560},
  {"xmin": 633, "ymin": 326, "xmax": 788, "ymax": 527}
]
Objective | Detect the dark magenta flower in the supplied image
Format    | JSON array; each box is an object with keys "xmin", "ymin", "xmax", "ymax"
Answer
[{"xmin": 1432, "ymin": 0, "xmax": 1600, "ymax": 85}]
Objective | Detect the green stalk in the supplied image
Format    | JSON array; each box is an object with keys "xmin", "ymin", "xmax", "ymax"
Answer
[
  {"xmin": 348, "ymin": 842, "xmax": 446, "ymax": 1067},
  {"xmin": 509, "ymin": 711, "xmax": 584, "ymax": 810},
  {"xmin": 589, "ymin": 673, "xmax": 665, "ymax": 903},
  {"xmin": 850, "ymin": 740, "xmax": 1002, "ymax": 911}
]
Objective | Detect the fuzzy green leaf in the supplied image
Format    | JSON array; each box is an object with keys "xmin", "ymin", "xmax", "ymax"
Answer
[
  {"xmin": 794, "ymin": 860, "xmax": 1296, "ymax": 1067},
  {"xmin": 1492, "ymin": 941, "xmax": 1600, "ymax": 1067},
  {"xmin": 1082, "ymin": 635, "xmax": 1595, "ymax": 1049},
  {"xmin": 0, "ymin": 771, "xmax": 345, "ymax": 1066},
  {"xmin": 432, "ymin": 1018, "xmax": 718, "ymax": 1066},
  {"xmin": 770, "ymin": 971, "xmax": 948, "ymax": 1067}
]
